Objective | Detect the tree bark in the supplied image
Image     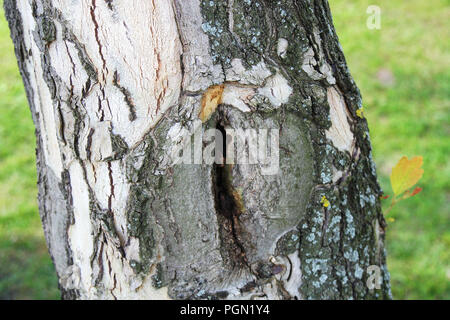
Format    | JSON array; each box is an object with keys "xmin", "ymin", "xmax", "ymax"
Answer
[{"xmin": 4, "ymin": 0, "xmax": 391, "ymax": 299}]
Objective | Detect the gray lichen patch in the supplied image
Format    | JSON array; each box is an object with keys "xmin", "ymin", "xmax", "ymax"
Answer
[
  {"xmin": 151, "ymin": 263, "xmax": 165, "ymax": 289},
  {"xmin": 297, "ymin": 154, "xmax": 390, "ymax": 299},
  {"xmin": 200, "ymin": 0, "xmax": 271, "ymax": 68},
  {"xmin": 275, "ymin": 229, "xmax": 300, "ymax": 256}
]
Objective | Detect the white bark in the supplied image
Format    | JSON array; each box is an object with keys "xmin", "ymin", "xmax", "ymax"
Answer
[{"xmin": 15, "ymin": 0, "xmax": 185, "ymax": 300}]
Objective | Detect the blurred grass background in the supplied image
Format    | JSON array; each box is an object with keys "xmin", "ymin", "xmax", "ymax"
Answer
[{"xmin": 0, "ymin": 0, "xmax": 448, "ymax": 299}]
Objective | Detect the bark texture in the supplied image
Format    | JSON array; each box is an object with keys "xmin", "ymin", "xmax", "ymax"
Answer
[{"xmin": 5, "ymin": 0, "xmax": 391, "ymax": 299}]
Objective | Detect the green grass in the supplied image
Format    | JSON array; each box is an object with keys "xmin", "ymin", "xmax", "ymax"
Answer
[
  {"xmin": 0, "ymin": 0, "xmax": 448, "ymax": 299},
  {"xmin": 330, "ymin": 0, "xmax": 450, "ymax": 299}
]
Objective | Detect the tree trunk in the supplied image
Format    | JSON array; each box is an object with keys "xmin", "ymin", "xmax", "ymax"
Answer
[{"xmin": 4, "ymin": 0, "xmax": 391, "ymax": 300}]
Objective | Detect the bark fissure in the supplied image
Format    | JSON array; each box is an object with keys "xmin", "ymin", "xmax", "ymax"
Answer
[
  {"xmin": 112, "ymin": 70, "xmax": 137, "ymax": 121},
  {"xmin": 213, "ymin": 119, "xmax": 249, "ymax": 270},
  {"xmin": 89, "ymin": 0, "xmax": 107, "ymax": 73}
]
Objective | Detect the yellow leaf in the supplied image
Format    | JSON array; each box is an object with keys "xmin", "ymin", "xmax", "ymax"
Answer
[
  {"xmin": 320, "ymin": 195, "xmax": 330, "ymax": 208},
  {"xmin": 356, "ymin": 107, "xmax": 364, "ymax": 119},
  {"xmin": 390, "ymin": 156, "xmax": 424, "ymax": 197},
  {"xmin": 198, "ymin": 84, "xmax": 224, "ymax": 123},
  {"xmin": 387, "ymin": 217, "xmax": 395, "ymax": 223}
]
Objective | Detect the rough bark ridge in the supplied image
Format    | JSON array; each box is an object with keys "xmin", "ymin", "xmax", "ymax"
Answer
[{"xmin": 4, "ymin": 0, "xmax": 391, "ymax": 299}]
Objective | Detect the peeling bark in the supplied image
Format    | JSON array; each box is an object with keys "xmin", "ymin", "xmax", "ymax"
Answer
[{"xmin": 5, "ymin": 0, "xmax": 391, "ymax": 300}]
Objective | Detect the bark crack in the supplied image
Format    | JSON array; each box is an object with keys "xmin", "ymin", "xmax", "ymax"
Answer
[
  {"xmin": 113, "ymin": 70, "xmax": 137, "ymax": 121},
  {"xmin": 107, "ymin": 161, "xmax": 115, "ymax": 211},
  {"xmin": 213, "ymin": 119, "xmax": 250, "ymax": 272},
  {"xmin": 90, "ymin": 0, "xmax": 107, "ymax": 74}
]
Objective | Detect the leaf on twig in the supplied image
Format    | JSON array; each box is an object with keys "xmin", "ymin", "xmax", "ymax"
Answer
[{"xmin": 390, "ymin": 156, "xmax": 424, "ymax": 197}]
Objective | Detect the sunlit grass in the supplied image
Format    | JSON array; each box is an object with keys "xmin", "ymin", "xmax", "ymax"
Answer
[{"xmin": 331, "ymin": 0, "xmax": 450, "ymax": 299}]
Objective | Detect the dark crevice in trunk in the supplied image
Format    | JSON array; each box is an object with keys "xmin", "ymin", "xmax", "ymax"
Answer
[{"xmin": 212, "ymin": 117, "xmax": 249, "ymax": 270}]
